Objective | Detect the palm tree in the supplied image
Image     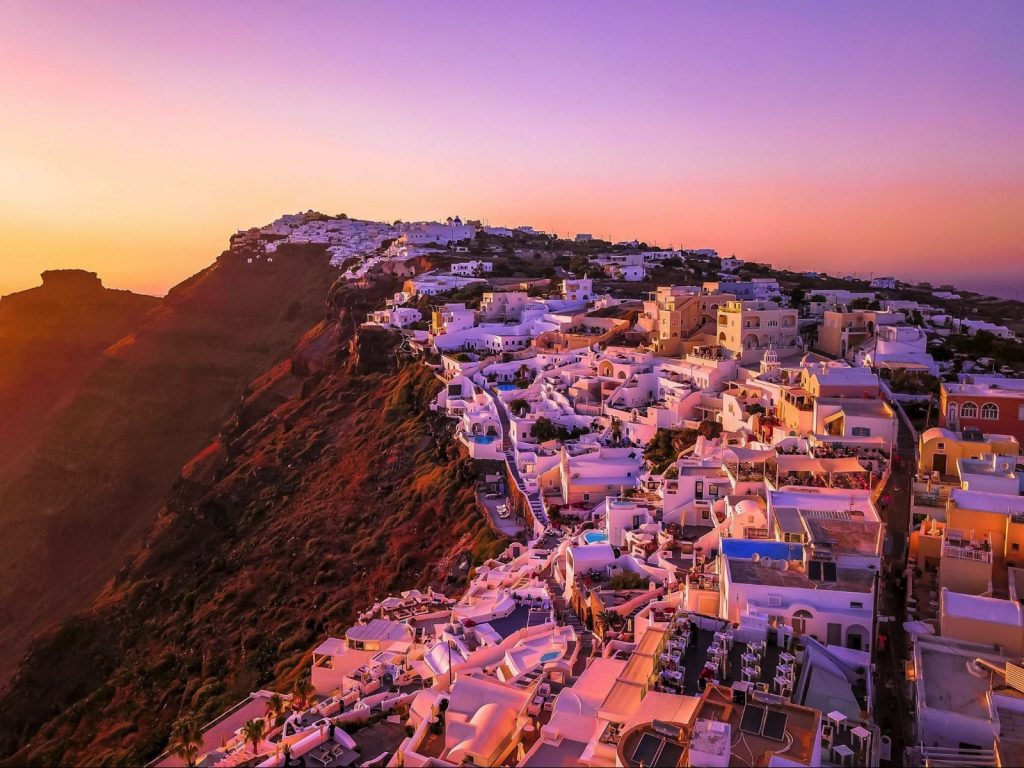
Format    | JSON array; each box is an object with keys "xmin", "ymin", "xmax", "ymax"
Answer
[
  {"xmin": 610, "ymin": 416, "xmax": 623, "ymax": 446},
  {"xmin": 596, "ymin": 609, "xmax": 624, "ymax": 636},
  {"xmin": 241, "ymin": 718, "xmax": 267, "ymax": 756},
  {"xmin": 265, "ymin": 693, "xmax": 287, "ymax": 725},
  {"xmin": 168, "ymin": 715, "xmax": 202, "ymax": 768},
  {"xmin": 292, "ymin": 675, "xmax": 314, "ymax": 712}
]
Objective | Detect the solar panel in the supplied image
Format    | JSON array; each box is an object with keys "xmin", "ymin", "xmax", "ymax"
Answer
[
  {"xmin": 631, "ymin": 733, "xmax": 662, "ymax": 766},
  {"xmin": 740, "ymin": 704, "xmax": 766, "ymax": 734},
  {"xmin": 658, "ymin": 741, "xmax": 685, "ymax": 765},
  {"xmin": 763, "ymin": 710, "xmax": 789, "ymax": 741}
]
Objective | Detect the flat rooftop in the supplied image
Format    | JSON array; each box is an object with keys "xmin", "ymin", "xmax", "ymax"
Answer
[
  {"xmin": 691, "ymin": 683, "xmax": 820, "ymax": 766},
  {"xmin": 727, "ymin": 557, "xmax": 875, "ymax": 593},
  {"xmin": 917, "ymin": 640, "xmax": 1004, "ymax": 720},
  {"xmin": 801, "ymin": 516, "xmax": 884, "ymax": 557}
]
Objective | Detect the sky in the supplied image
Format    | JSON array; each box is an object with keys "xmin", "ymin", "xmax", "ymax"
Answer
[{"xmin": 1, "ymin": 1, "xmax": 1022, "ymax": 298}]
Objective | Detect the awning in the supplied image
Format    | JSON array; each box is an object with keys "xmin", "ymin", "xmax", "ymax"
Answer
[
  {"xmin": 776, "ymin": 455, "xmax": 827, "ymax": 473},
  {"xmin": 820, "ymin": 457, "xmax": 868, "ymax": 474},
  {"xmin": 727, "ymin": 446, "xmax": 777, "ymax": 462}
]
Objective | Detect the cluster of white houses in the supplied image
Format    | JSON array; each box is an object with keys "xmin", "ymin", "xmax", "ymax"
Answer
[{"xmin": 173, "ymin": 217, "xmax": 1024, "ymax": 768}]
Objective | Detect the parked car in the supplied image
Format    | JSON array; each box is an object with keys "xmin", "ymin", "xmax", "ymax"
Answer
[{"xmin": 484, "ymin": 492, "xmax": 502, "ymax": 499}]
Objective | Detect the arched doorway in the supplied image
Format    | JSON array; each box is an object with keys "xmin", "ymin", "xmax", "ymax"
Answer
[{"xmin": 792, "ymin": 609, "xmax": 813, "ymax": 636}]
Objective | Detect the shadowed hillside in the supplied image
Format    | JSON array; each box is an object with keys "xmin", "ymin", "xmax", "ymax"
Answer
[
  {"xmin": 0, "ymin": 269, "xmax": 159, "ymax": 478},
  {"xmin": 0, "ymin": 303, "xmax": 497, "ymax": 765},
  {"xmin": 0, "ymin": 246, "xmax": 342, "ymax": 680}
]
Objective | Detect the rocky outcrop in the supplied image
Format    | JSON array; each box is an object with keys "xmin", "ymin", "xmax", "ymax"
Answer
[
  {"xmin": 0, "ymin": 283, "xmax": 497, "ymax": 766},
  {"xmin": 0, "ymin": 246, "xmax": 344, "ymax": 681}
]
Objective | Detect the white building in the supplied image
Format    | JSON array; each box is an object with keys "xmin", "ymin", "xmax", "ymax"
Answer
[{"xmin": 562, "ymin": 278, "xmax": 594, "ymax": 302}]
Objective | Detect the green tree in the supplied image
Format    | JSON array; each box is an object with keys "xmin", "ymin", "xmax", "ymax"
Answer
[
  {"xmin": 531, "ymin": 416, "xmax": 559, "ymax": 442},
  {"xmin": 241, "ymin": 718, "xmax": 267, "ymax": 755},
  {"xmin": 596, "ymin": 609, "xmax": 625, "ymax": 634},
  {"xmin": 292, "ymin": 675, "xmax": 314, "ymax": 712},
  {"xmin": 265, "ymin": 693, "xmax": 287, "ymax": 725},
  {"xmin": 169, "ymin": 716, "xmax": 202, "ymax": 768},
  {"xmin": 610, "ymin": 416, "xmax": 623, "ymax": 446},
  {"xmin": 606, "ymin": 571, "xmax": 647, "ymax": 590}
]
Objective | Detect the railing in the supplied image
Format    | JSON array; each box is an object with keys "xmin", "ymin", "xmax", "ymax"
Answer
[{"xmin": 942, "ymin": 544, "xmax": 992, "ymax": 562}]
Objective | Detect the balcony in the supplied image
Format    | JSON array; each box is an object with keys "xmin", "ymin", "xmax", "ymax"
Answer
[{"xmin": 941, "ymin": 543, "xmax": 992, "ymax": 562}]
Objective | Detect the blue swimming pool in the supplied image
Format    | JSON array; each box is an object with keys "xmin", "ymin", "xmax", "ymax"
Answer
[
  {"xmin": 581, "ymin": 531, "xmax": 609, "ymax": 544},
  {"xmin": 496, "ymin": 383, "xmax": 519, "ymax": 391},
  {"xmin": 467, "ymin": 434, "xmax": 496, "ymax": 444},
  {"xmin": 720, "ymin": 539, "xmax": 803, "ymax": 561},
  {"xmin": 540, "ymin": 650, "xmax": 561, "ymax": 663}
]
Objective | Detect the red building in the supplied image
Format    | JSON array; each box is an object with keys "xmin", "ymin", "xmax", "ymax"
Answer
[{"xmin": 940, "ymin": 377, "xmax": 1024, "ymax": 443}]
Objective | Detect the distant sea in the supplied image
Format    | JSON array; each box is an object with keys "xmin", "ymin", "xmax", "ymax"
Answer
[{"xmin": 950, "ymin": 275, "xmax": 1024, "ymax": 301}]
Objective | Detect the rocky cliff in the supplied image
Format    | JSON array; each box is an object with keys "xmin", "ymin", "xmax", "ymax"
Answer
[
  {"xmin": 0, "ymin": 279, "xmax": 501, "ymax": 766},
  {"xmin": 0, "ymin": 247, "xmax": 343, "ymax": 680}
]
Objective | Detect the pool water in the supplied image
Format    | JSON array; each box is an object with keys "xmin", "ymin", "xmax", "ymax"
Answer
[
  {"xmin": 540, "ymin": 650, "xmax": 561, "ymax": 663},
  {"xmin": 496, "ymin": 383, "xmax": 519, "ymax": 391},
  {"xmin": 468, "ymin": 434, "xmax": 496, "ymax": 444},
  {"xmin": 582, "ymin": 531, "xmax": 609, "ymax": 544}
]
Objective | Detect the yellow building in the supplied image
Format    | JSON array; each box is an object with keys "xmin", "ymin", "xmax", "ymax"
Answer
[
  {"xmin": 919, "ymin": 427, "xmax": 1019, "ymax": 479},
  {"xmin": 716, "ymin": 300, "xmax": 800, "ymax": 364},
  {"xmin": 641, "ymin": 287, "xmax": 732, "ymax": 355},
  {"xmin": 817, "ymin": 310, "xmax": 876, "ymax": 361}
]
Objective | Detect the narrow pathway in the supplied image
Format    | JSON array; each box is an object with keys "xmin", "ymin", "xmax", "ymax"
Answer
[
  {"xmin": 872, "ymin": 416, "xmax": 916, "ymax": 764},
  {"xmin": 484, "ymin": 382, "xmax": 549, "ymax": 528}
]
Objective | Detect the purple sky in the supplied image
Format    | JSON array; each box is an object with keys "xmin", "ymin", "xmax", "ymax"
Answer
[{"xmin": 1, "ymin": 1, "xmax": 1022, "ymax": 296}]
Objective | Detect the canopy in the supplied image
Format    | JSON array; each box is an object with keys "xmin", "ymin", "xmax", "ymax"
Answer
[
  {"xmin": 776, "ymin": 455, "xmax": 827, "ymax": 473},
  {"xmin": 727, "ymin": 446, "xmax": 777, "ymax": 462},
  {"xmin": 820, "ymin": 457, "xmax": 869, "ymax": 474}
]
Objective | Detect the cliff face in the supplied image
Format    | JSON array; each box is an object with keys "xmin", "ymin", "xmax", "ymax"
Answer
[
  {"xmin": 0, "ymin": 246, "xmax": 343, "ymax": 680},
  {"xmin": 0, "ymin": 269, "xmax": 159, "ymax": 478},
  {"xmin": 0, "ymin": 306, "xmax": 498, "ymax": 766}
]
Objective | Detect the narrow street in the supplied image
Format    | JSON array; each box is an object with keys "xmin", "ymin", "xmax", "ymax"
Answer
[{"xmin": 872, "ymin": 415, "xmax": 917, "ymax": 764}]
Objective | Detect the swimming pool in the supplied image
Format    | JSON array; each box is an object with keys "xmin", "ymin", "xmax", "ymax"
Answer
[
  {"xmin": 540, "ymin": 650, "xmax": 561, "ymax": 663},
  {"xmin": 581, "ymin": 531, "xmax": 609, "ymax": 544},
  {"xmin": 467, "ymin": 434, "xmax": 496, "ymax": 444},
  {"xmin": 496, "ymin": 383, "xmax": 519, "ymax": 391}
]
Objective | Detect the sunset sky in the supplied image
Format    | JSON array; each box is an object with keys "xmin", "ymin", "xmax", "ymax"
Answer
[{"xmin": 2, "ymin": 1, "xmax": 1022, "ymax": 297}]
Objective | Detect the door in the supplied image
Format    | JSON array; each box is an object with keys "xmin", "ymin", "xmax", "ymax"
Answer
[
  {"xmin": 827, "ymin": 623, "xmax": 842, "ymax": 645},
  {"xmin": 932, "ymin": 454, "xmax": 947, "ymax": 475}
]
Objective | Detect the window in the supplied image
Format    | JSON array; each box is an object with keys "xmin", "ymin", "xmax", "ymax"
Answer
[
  {"xmin": 695, "ymin": 481, "xmax": 704, "ymax": 500},
  {"xmin": 851, "ymin": 426, "xmax": 871, "ymax": 437},
  {"xmin": 583, "ymin": 493, "xmax": 591, "ymax": 502},
  {"xmin": 981, "ymin": 403, "xmax": 999, "ymax": 420},
  {"xmin": 1013, "ymin": 543, "xmax": 1020, "ymax": 552},
  {"xmin": 1019, "ymin": 405, "xmax": 1024, "ymax": 421},
  {"xmin": 960, "ymin": 401, "xmax": 978, "ymax": 419},
  {"xmin": 937, "ymin": 442, "xmax": 945, "ymax": 450},
  {"xmin": 709, "ymin": 484, "xmax": 720, "ymax": 497},
  {"xmin": 701, "ymin": 508, "xmax": 711, "ymax": 520},
  {"xmin": 850, "ymin": 601, "xmax": 864, "ymax": 609}
]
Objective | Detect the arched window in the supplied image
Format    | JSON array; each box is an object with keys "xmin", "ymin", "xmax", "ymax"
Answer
[
  {"xmin": 960, "ymin": 401, "xmax": 978, "ymax": 419},
  {"xmin": 981, "ymin": 402, "xmax": 999, "ymax": 420}
]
